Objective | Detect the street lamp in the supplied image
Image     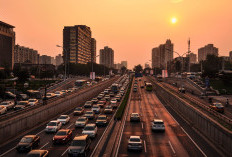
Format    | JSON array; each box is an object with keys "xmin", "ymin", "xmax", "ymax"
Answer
[
  {"xmin": 91, "ymin": 55, "xmax": 100, "ymax": 80},
  {"xmin": 56, "ymin": 45, "xmax": 67, "ymax": 81}
]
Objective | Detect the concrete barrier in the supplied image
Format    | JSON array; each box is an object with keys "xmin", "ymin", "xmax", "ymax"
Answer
[
  {"xmin": 153, "ymin": 80, "xmax": 232, "ymax": 157},
  {"xmin": 0, "ymin": 77, "xmax": 118, "ymax": 146}
]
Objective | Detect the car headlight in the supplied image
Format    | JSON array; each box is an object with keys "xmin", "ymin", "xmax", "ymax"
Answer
[{"xmin": 63, "ymin": 138, "xmax": 66, "ymax": 140}]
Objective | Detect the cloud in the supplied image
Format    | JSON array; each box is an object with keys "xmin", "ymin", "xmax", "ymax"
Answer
[{"xmin": 170, "ymin": 0, "xmax": 183, "ymax": 3}]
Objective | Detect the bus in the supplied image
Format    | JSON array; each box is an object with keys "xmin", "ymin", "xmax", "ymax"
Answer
[
  {"xmin": 75, "ymin": 80, "xmax": 87, "ymax": 87},
  {"xmin": 145, "ymin": 83, "xmax": 153, "ymax": 91},
  {"xmin": 111, "ymin": 83, "xmax": 119, "ymax": 94}
]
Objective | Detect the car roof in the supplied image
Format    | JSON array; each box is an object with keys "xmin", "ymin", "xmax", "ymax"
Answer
[
  {"xmin": 50, "ymin": 120, "xmax": 59, "ymax": 123},
  {"xmin": 74, "ymin": 134, "xmax": 88, "ymax": 140},
  {"xmin": 130, "ymin": 136, "xmax": 140, "ymax": 139},
  {"xmin": 86, "ymin": 123, "xmax": 96, "ymax": 127},
  {"xmin": 58, "ymin": 129, "xmax": 70, "ymax": 132},
  {"xmin": 98, "ymin": 115, "xmax": 107, "ymax": 117},
  {"xmin": 24, "ymin": 135, "xmax": 36, "ymax": 138},
  {"xmin": 28, "ymin": 150, "xmax": 47, "ymax": 154},
  {"xmin": 153, "ymin": 119, "xmax": 164, "ymax": 122}
]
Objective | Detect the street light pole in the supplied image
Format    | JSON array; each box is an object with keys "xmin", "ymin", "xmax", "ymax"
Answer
[
  {"xmin": 91, "ymin": 55, "xmax": 100, "ymax": 80},
  {"xmin": 56, "ymin": 45, "xmax": 67, "ymax": 81}
]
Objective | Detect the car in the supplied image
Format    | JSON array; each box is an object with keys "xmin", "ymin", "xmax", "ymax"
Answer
[
  {"xmin": 84, "ymin": 110, "xmax": 95, "ymax": 119},
  {"xmin": 97, "ymin": 94, "xmax": 104, "ymax": 100},
  {"xmin": 14, "ymin": 101, "xmax": 29, "ymax": 110},
  {"xmin": 67, "ymin": 135, "xmax": 91, "ymax": 157},
  {"xmin": 4, "ymin": 91, "xmax": 16, "ymax": 99},
  {"xmin": 96, "ymin": 115, "xmax": 108, "ymax": 126},
  {"xmin": 91, "ymin": 105, "xmax": 101, "ymax": 113},
  {"xmin": 45, "ymin": 120, "xmax": 62, "ymax": 133},
  {"xmin": 27, "ymin": 150, "xmax": 49, "ymax": 157},
  {"xmin": 16, "ymin": 135, "xmax": 40, "ymax": 152},
  {"xmin": 28, "ymin": 99, "xmax": 39, "ymax": 106},
  {"xmin": 45, "ymin": 93, "xmax": 55, "ymax": 99},
  {"xmin": 127, "ymin": 136, "xmax": 143, "ymax": 151},
  {"xmin": 0, "ymin": 101, "xmax": 14, "ymax": 110},
  {"xmin": 67, "ymin": 88, "xmax": 74, "ymax": 93},
  {"xmin": 54, "ymin": 91, "xmax": 63, "ymax": 97},
  {"xmin": 82, "ymin": 124, "xmax": 98, "ymax": 138},
  {"xmin": 104, "ymin": 89, "xmax": 109, "ymax": 94},
  {"xmin": 75, "ymin": 116, "xmax": 88, "ymax": 128},
  {"xmin": 17, "ymin": 94, "xmax": 28, "ymax": 101},
  {"xmin": 57, "ymin": 115, "xmax": 70, "ymax": 125},
  {"xmin": 100, "ymin": 98, "xmax": 107, "ymax": 104},
  {"xmin": 97, "ymin": 101, "xmax": 105, "ymax": 108},
  {"xmin": 91, "ymin": 98, "xmax": 98, "ymax": 104},
  {"xmin": 73, "ymin": 107, "xmax": 84, "ymax": 116},
  {"xmin": 130, "ymin": 113, "xmax": 140, "ymax": 122},
  {"xmin": 151, "ymin": 119, "xmax": 165, "ymax": 132},
  {"xmin": 115, "ymin": 96, "xmax": 121, "ymax": 102},
  {"xmin": 110, "ymin": 98, "xmax": 117, "ymax": 104},
  {"xmin": 105, "ymin": 95, "xmax": 110, "ymax": 101},
  {"xmin": 61, "ymin": 90, "xmax": 68, "ymax": 94},
  {"xmin": 84, "ymin": 101, "xmax": 93, "ymax": 108},
  {"xmin": 210, "ymin": 103, "xmax": 224, "ymax": 113},
  {"xmin": 52, "ymin": 129, "xmax": 72, "ymax": 144},
  {"xmin": 109, "ymin": 92, "xmax": 114, "ymax": 97},
  {"xmin": 111, "ymin": 101, "xmax": 118, "ymax": 108},
  {"xmin": 140, "ymin": 85, "xmax": 144, "ymax": 88},
  {"xmin": 133, "ymin": 87, "xmax": 137, "ymax": 92},
  {"xmin": 0, "ymin": 106, "xmax": 7, "ymax": 114},
  {"xmin": 104, "ymin": 105, "xmax": 113, "ymax": 114},
  {"xmin": 178, "ymin": 87, "xmax": 185, "ymax": 93}
]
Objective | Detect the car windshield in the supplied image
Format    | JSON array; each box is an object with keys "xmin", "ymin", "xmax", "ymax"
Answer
[
  {"xmin": 48, "ymin": 122, "xmax": 57, "ymax": 126},
  {"xmin": 98, "ymin": 116, "xmax": 106, "ymax": 120},
  {"xmin": 71, "ymin": 140, "xmax": 86, "ymax": 146},
  {"xmin": 56, "ymin": 131, "xmax": 67, "ymax": 136},
  {"xmin": 86, "ymin": 101, "xmax": 92, "ymax": 104},
  {"xmin": 106, "ymin": 106, "xmax": 112, "ymax": 109},
  {"xmin": 215, "ymin": 103, "xmax": 223, "ymax": 107},
  {"xmin": 132, "ymin": 114, "xmax": 138, "ymax": 117},
  {"xmin": 18, "ymin": 102, "xmax": 27, "ymax": 105},
  {"xmin": 86, "ymin": 111, "xmax": 93, "ymax": 114},
  {"xmin": 77, "ymin": 118, "xmax": 86, "ymax": 121},
  {"xmin": 20, "ymin": 137, "xmax": 33, "ymax": 143},
  {"xmin": 55, "ymin": 92, "xmax": 60, "ymax": 94},
  {"xmin": 98, "ymin": 101, "xmax": 104, "ymax": 104},
  {"xmin": 75, "ymin": 108, "xmax": 82, "ymax": 111},
  {"xmin": 58, "ymin": 116, "xmax": 67, "ymax": 119},
  {"xmin": 154, "ymin": 122, "xmax": 164, "ymax": 125},
  {"xmin": 130, "ymin": 138, "xmax": 140, "ymax": 142},
  {"xmin": 84, "ymin": 126, "xmax": 94, "ymax": 130},
  {"xmin": 93, "ymin": 106, "xmax": 99, "ymax": 108},
  {"xmin": 1, "ymin": 102, "xmax": 9, "ymax": 105},
  {"xmin": 29, "ymin": 100, "xmax": 36, "ymax": 102}
]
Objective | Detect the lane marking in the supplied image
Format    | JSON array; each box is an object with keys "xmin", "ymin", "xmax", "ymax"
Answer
[
  {"xmin": 40, "ymin": 142, "xmax": 49, "ymax": 150},
  {"xmin": 144, "ymin": 140, "xmax": 147, "ymax": 153},
  {"xmin": 67, "ymin": 123, "xmax": 73, "ymax": 129},
  {"xmin": 180, "ymin": 127, "xmax": 207, "ymax": 157},
  {"xmin": 168, "ymin": 140, "xmax": 176, "ymax": 154},
  {"xmin": 36, "ymin": 129, "xmax": 45, "ymax": 135},
  {"xmin": 0, "ymin": 146, "xmax": 16, "ymax": 157},
  {"xmin": 61, "ymin": 147, "xmax": 69, "ymax": 156},
  {"xmin": 141, "ymin": 122, "xmax": 144, "ymax": 129},
  {"xmin": 154, "ymin": 112, "xmax": 158, "ymax": 117}
]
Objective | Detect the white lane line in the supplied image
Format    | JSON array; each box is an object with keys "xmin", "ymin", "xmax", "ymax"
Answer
[
  {"xmin": 40, "ymin": 142, "xmax": 49, "ymax": 150},
  {"xmin": 141, "ymin": 122, "xmax": 144, "ymax": 129},
  {"xmin": 144, "ymin": 140, "xmax": 147, "ymax": 153},
  {"xmin": 36, "ymin": 129, "xmax": 45, "ymax": 135},
  {"xmin": 0, "ymin": 146, "xmax": 16, "ymax": 157},
  {"xmin": 61, "ymin": 147, "xmax": 69, "ymax": 156},
  {"xmin": 180, "ymin": 127, "xmax": 207, "ymax": 157},
  {"xmin": 168, "ymin": 140, "xmax": 176, "ymax": 154},
  {"xmin": 67, "ymin": 123, "xmax": 73, "ymax": 129},
  {"xmin": 154, "ymin": 112, "xmax": 158, "ymax": 117}
]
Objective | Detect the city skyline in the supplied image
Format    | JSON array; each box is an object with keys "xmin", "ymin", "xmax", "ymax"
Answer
[{"xmin": 1, "ymin": 0, "xmax": 232, "ymax": 68}]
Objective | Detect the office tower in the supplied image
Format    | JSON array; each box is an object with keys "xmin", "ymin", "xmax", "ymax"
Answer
[
  {"xmin": 99, "ymin": 46, "xmax": 114, "ymax": 68},
  {"xmin": 91, "ymin": 38, "xmax": 96, "ymax": 63},
  {"xmin": 55, "ymin": 54, "xmax": 63, "ymax": 66},
  {"xmin": 198, "ymin": 44, "xmax": 218, "ymax": 61},
  {"xmin": 14, "ymin": 45, "xmax": 38, "ymax": 64}
]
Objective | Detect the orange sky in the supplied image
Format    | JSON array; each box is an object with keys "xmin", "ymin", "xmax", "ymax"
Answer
[{"xmin": 1, "ymin": 0, "xmax": 232, "ymax": 69}]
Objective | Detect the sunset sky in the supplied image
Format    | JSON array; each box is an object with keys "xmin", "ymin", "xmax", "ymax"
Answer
[{"xmin": 1, "ymin": 0, "xmax": 232, "ymax": 69}]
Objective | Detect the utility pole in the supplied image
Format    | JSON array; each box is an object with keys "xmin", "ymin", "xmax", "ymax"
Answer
[{"xmin": 188, "ymin": 38, "xmax": 191, "ymax": 72}]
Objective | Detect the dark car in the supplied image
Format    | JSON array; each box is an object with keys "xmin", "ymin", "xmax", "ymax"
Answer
[
  {"xmin": 67, "ymin": 135, "xmax": 91, "ymax": 157},
  {"xmin": 16, "ymin": 135, "xmax": 40, "ymax": 152},
  {"xmin": 130, "ymin": 113, "xmax": 140, "ymax": 122},
  {"xmin": 53, "ymin": 129, "xmax": 72, "ymax": 144},
  {"xmin": 178, "ymin": 87, "xmax": 185, "ymax": 93},
  {"xmin": 210, "ymin": 103, "xmax": 224, "ymax": 113},
  {"xmin": 73, "ymin": 107, "xmax": 84, "ymax": 116},
  {"xmin": 14, "ymin": 101, "xmax": 29, "ymax": 110},
  {"xmin": 91, "ymin": 98, "xmax": 98, "ymax": 104},
  {"xmin": 97, "ymin": 101, "xmax": 105, "ymax": 108},
  {"xmin": 96, "ymin": 115, "xmax": 108, "ymax": 126},
  {"xmin": 27, "ymin": 150, "xmax": 49, "ymax": 157},
  {"xmin": 4, "ymin": 91, "xmax": 16, "ymax": 99}
]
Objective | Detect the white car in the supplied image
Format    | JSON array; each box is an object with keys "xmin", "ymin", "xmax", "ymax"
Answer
[
  {"xmin": 82, "ymin": 124, "xmax": 97, "ymax": 138},
  {"xmin": 0, "ymin": 101, "xmax": 14, "ymax": 110},
  {"xmin": 91, "ymin": 105, "xmax": 100, "ymax": 113},
  {"xmin": 28, "ymin": 99, "xmax": 39, "ymax": 106},
  {"xmin": 127, "ymin": 136, "xmax": 143, "ymax": 151},
  {"xmin": 110, "ymin": 99, "xmax": 117, "ymax": 104},
  {"xmin": 57, "ymin": 115, "xmax": 70, "ymax": 125},
  {"xmin": 151, "ymin": 119, "xmax": 165, "ymax": 132},
  {"xmin": 84, "ymin": 111, "xmax": 95, "ymax": 119},
  {"xmin": 46, "ymin": 93, "xmax": 55, "ymax": 99},
  {"xmin": 45, "ymin": 120, "xmax": 62, "ymax": 133},
  {"xmin": 55, "ymin": 91, "xmax": 63, "ymax": 97},
  {"xmin": 0, "ymin": 106, "xmax": 7, "ymax": 114},
  {"xmin": 75, "ymin": 117, "xmax": 88, "ymax": 128}
]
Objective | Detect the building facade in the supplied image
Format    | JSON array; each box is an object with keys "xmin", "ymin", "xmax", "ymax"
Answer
[
  {"xmin": 121, "ymin": 61, "xmax": 128, "ymax": 68},
  {"xmin": 198, "ymin": 44, "xmax": 218, "ymax": 61},
  {"xmin": 100, "ymin": 46, "xmax": 114, "ymax": 68},
  {"xmin": 152, "ymin": 39, "xmax": 173, "ymax": 69},
  {"xmin": 55, "ymin": 54, "xmax": 63, "ymax": 66},
  {"xmin": 14, "ymin": 44, "xmax": 38, "ymax": 64},
  {"xmin": 91, "ymin": 38, "xmax": 96, "ymax": 63},
  {"xmin": 186, "ymin": 52, "xmax": 197, "ymax": 64},
  {"xmin": 39, "ymin": 55, "xmax": 51, "ymax": 64},
  {"xmin": 63, "ymin": 25, "xmax": 92, "ymax": 64},
  {"xmin": 0, "ymin": 21, "xmax": 15, "ymax": 69}
]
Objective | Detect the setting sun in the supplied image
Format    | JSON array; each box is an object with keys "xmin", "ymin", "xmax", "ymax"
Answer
[{"xmin": 171, "ymin": 17, "xmax": 177, "ymax": 24}]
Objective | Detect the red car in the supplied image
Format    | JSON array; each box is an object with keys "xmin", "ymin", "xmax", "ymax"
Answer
[{"xmin": 52, "ymin": 129, "xmax": 72, "ymax": 144}]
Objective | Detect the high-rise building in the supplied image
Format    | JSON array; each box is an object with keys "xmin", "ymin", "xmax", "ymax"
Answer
[
  {"xmin": 198, "ymin": 44, "xmax": 218, "ymax": 61},
  {"xmin": 99, "ymin": 46, "xmax": 114, "ymax": 68},
  {"xmin": 121, "ymin": 61, "xmax": 127, "ymax": 68},
  {"xmin": 152, "ymin": 39, "xmax": 173, "ymax": 69},
  {"xmin": 63, "ymin": 25, "xmax": 92, "ymax": 64},
  {"xmin": 14, "ymin": 45, "xmax": 38, "ymax": 64},
  {"xmin": 229, "ymin": 51, "xmax": 232, "ymax": 62},
  {"xmin": 39, "ymin": 55, "xmax": 51, "ymax": 64},
  {"xmin": 186, "ymin": 52, "xmax": 197, "ymax": 64},
  {"xmin": 55, "ymin": 54, "xmax": 63, "ymax": 66},
  {"xmin": 0, "ymin": 21, "xmax": 15, "ymax": 69},
  {"xmin": 51, "ymin": 57, "xmax": 56, "ymax": 65},
  {"xmin": 91, "ymin": 38, "xmax": 96, "ymax": 63}
]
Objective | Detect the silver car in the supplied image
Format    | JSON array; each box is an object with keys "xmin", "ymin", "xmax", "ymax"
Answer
[{"xmin": 127, "ymin": 136, "xmax": 143, "ymax": 151}]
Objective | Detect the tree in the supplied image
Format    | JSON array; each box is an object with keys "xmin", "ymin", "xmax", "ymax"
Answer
[
  {"xmin": 121, "ymin": 66, "xmax": 127, "ymax": 74},
  {"xmin": 202, "ymin": 54, "xmax": 220, "ymax": 78},
  {"xmin": 133, "ymin": 64, "xmax": 143, "ymax": 73}
]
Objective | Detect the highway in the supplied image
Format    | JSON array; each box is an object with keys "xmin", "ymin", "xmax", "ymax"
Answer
[
  {"xmin": 117, "ymin": 77, "xmax": 205, "ymax": 157},
  {"xmin": 0, "ymin": 76, "xmax": 125, "ymax": 157}
]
